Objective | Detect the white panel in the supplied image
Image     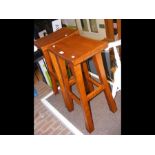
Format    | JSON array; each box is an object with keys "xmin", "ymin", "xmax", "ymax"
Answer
[
  {"xmin": 52, "ymin": 19, "xmax": 62, "ymax": 32},
  {"xmin": 38, "ymin": 29, "xmax": 47, "ymax": 38}
]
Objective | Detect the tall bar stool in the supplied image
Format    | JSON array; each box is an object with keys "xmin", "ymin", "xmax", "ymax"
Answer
[
  {"xmin": 49, "ymin": 34, "xmax": 117, "ymax": 133},
  {"xmin": 34, "ymin": 28, "xmax": 78, "ymax": 94}
]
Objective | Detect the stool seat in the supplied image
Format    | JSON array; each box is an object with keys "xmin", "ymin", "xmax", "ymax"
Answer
[
  {"xmin": 50, "ymin": 34, "xmax": 108, "ymax": 65},
  {"xmin": 34, "ymin": 28, "xmax": 78, "ymax": 49}
]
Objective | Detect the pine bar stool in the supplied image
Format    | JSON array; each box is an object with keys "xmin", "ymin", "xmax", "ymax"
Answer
[
  {"xmin": 49, "ymin": 33, "xmax": 117, "ymax": 133},
  {"xmin": 34, "ymin": 28, "xmax": 78, "ymax": 94}
]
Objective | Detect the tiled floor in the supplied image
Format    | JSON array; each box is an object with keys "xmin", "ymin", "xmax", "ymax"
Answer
[
  {"xmin": 34, "ymin": 81, "xmax": 73, "ymax": 135},
  {"xmin": 46, "ymin": 85, "xmax": 121, "ymax": 135}
]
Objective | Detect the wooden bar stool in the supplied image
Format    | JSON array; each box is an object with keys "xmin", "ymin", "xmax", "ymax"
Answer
[
  {"xmin": 49, "ymin": 33, "xmax": 117, "ymax": 133},
  {"xmin": 34, "ymin": 28, "xmax": 78, "ymax": 94}
]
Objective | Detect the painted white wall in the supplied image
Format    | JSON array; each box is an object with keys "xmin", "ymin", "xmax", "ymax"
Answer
[{"xmin": 61, "ymin": 19, "xmax": 76, "ymax": 27}]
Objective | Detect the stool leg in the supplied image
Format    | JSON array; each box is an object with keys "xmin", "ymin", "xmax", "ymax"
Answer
[
  {"xmin": 68, "ymin": 62, "xmax": 74, "ymax": 77},
  {"xmin": 49, "ymin": 52, "xmax": 74, "ymax": 112},
  {"xmin": 49, "ymin": 71, "xmax": 59, "ymax": 95},
  {"xmin": 82, "ymin": 62, "xmax": 94, "ymax": 93},
  {"xmin": 93, "ymin": 53, "xmax": 117, "ymax": 113},
  {"xmin": 57, "ymin": 57, "xmax": 74, "ymax": 110},
  {"xmin": 73, "ymin": 64, "xmax": 94, "ymax": 133},
  {"xmin": 44, "ymin": 49, "xmax": 58, "ymax": 94}
]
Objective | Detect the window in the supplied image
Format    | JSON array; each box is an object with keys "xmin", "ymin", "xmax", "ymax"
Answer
[
  {"xmin": 80, "ymin": 19, "xmax": 89, "ymax": 32},
  {"xmin": 89, "ymin": 19, "xmax": 98, "ymax": 33}
]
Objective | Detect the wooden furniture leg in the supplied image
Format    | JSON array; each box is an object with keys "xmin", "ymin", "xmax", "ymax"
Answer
[
  {"xmin": 82, "ymin": 61, "xmax": 94, "ymax": 93},
  {"xmin": 57, "ymin": 57, "xmax": 74, "ymax": 110},
  {"xmin": 117, "ymin": 19, "xmax": 121, "ymax": 40},
  {"xmin": 43, "ymin": 49, "xmax": 58, "ymax": 94},
  {"xmin": 49, "ymin": 71, "xmax": 58, "ymax": 94},
  {"xmin": 73, "ymin": 64, "xmax": 94, "ymax": 133},
  {"xmin": 93, "ymin": 53, "xmax": 117, "ymax": 112},
  {"xmin": 49, "ymin": 52, "xmax": 74, "ymax": 112},
  {"xmin": 104, "ymin": 19, "xmax": 115, "ymax": 41},
  {"xmin": 67, "ymin": 62, "xmax": 74, "ymax": 77}
]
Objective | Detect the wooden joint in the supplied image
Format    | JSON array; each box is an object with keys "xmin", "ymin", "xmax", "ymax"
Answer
[
  {"xmin": 87, "ymin": 77, "xmax": 101, "ymax": 87},
  {"xmin": 68, "ymin": 91, "xmax": 80, "ymax": 105},
  {"xmin": 69, "ymin": 76, "xmax": 76, "ymax": 86},
  {"xmin": 87, "ymin": 85, "xmax": 105, "ymax": 101}
]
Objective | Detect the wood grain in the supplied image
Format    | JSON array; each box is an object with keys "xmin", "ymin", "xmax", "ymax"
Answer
[
  {"xmin": 93, "ymin": 53, "xmax": 117, "ymax": 112},
  {"xmin": 57, "ymin": 57, "xmax": 74, "ymax": 110},
  {"xmin": 73, "ymin": 64, "xmax": 94, "ymax": 133},
  {"xmin": 49, "ymin": 52, "xmax": 74, "ymax": 112},
  {"xmin": 49, "ymin": 34, "xmax": 108, "ymax": 65}
]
